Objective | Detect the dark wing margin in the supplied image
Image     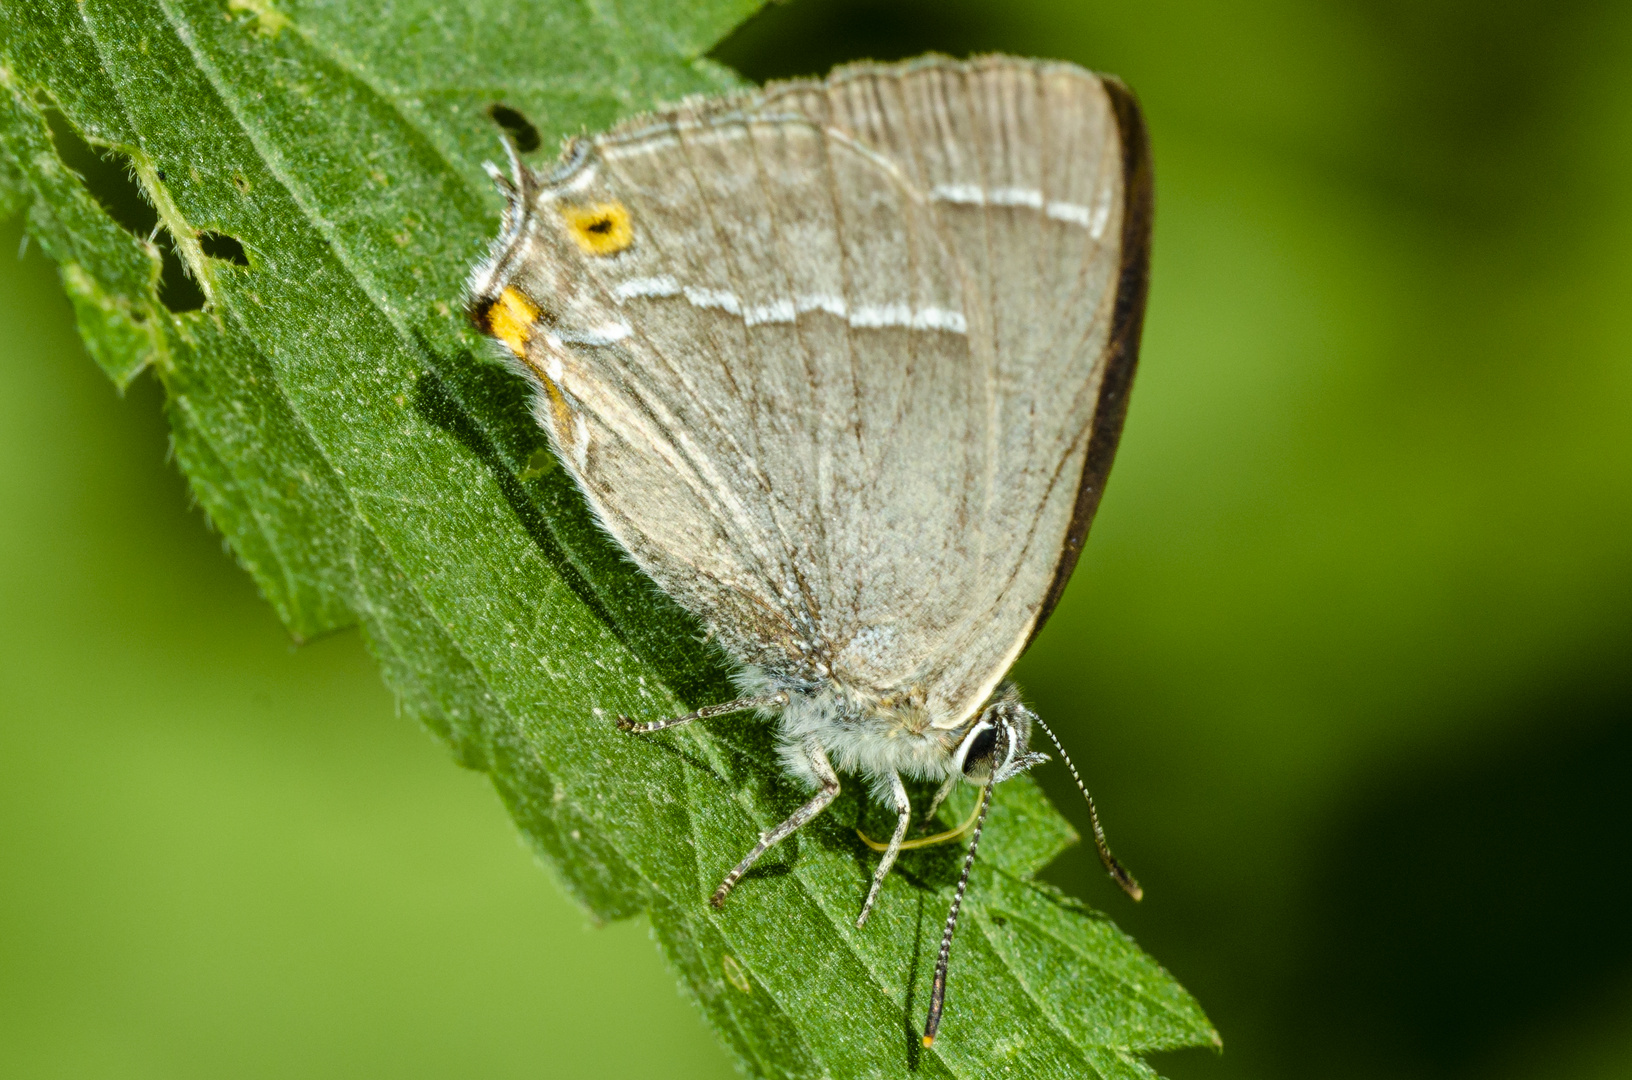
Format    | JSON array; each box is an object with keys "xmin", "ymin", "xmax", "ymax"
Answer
[{"xmin": 1025, "ymin": 75, "xmax": 1154, "ymax": 645}]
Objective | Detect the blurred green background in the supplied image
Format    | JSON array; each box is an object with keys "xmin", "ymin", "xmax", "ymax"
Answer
[{"xmin": 4, "ymin": 1, "xmax": 1630, "ymax": 1077}]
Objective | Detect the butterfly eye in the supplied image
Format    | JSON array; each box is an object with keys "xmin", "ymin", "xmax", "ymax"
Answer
[{"xmin": 960, "ymin": 723, "xmax": 1000, "ymax": 775}]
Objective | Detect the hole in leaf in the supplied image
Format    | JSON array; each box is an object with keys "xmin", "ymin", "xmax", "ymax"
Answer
[
  {"xmin": 200, "ymin": 231, "xmax": 249, "ymax": 266},
  {"xmin": 157, "ymin": 260, "xmax": 206, "ymax": 313},
  {"xmin": 486, "ymin": 103, "xmax": 542, "ymax": 153},
  {"xmin": 43, "ymin": 107, "xmax": 205, "ymax": 313},
  {"xmin": 44, "ymin": 108, "xmax": 157, "ymax": 236}
]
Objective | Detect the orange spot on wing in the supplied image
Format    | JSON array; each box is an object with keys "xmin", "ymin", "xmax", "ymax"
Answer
[
  {"xmin": 474, "ymin": 287, "xmax": 576, "ymax": 437},
  {"xmin": 486, "ymin": 287, "xmax": 539, "ymax": 357}
]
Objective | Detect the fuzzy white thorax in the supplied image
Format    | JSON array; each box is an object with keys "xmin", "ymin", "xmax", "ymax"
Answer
[{"xmin": 733, "ymin": 666, "xmax": 998, "ymax": 803}]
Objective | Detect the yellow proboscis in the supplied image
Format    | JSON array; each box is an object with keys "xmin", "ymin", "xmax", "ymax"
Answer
[{"xmin": 856, "ymin": 795, "xmax": 985, "ymax": 853}]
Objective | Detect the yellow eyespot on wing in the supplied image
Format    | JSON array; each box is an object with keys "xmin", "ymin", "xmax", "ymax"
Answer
[
  {"xmin": 482, "ymin": 286, "xmax": 539, "ymax": 357},
  {"xmin": 559, "ymin": 201, "xmax": 634, "ymax": 256}
]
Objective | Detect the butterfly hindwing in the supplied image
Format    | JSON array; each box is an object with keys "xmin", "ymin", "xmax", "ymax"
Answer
[{"xmin": 472, "ymin": 56, "xmax": 1143, "ymax": 727}]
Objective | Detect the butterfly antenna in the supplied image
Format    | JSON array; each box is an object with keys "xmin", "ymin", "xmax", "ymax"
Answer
[
  {"xmin": 479, "ymin": 150, "xmax": 526, "ymax": 267},
  {"xmin": 922, "ymin": 783, "xmax": 994, "ymax": 1048},
  {"xmin": 1032, "ymin": 714, "xmax": 1142, "ymax": 901}
]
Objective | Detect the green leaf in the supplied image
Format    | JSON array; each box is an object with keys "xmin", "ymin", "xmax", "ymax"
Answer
[{"xmin": 0, "ymin": 1, "xmax": 1217, "ymax": 1074}]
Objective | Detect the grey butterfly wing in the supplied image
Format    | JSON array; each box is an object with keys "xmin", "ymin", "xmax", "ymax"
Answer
[
  {"xmin": 475, "ymin": 97, "xmax": 968, "ymax": 676},
  {"xmin": 757, "ymin": 59, "xmax": 1150, "ymax": 723},
  {"xmin": 469, "ymin": 56, "xmax": 1149, "ymax": 729}
]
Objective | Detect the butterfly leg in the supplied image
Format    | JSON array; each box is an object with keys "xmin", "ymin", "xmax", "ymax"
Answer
[
  {"xmin": 857, "ymin": 771, "xmax": 911, "ymax": 928},
  {"xmin": 710, "ymin": 743, "xmax": 838, "ymax": 909},
  {"xmin": 616, "ymin": 692, "xmax": 788, "ymax": 733}
]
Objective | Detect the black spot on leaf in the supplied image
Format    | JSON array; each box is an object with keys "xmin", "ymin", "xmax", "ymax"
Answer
[{"xmin": 486, "ymin": 103, "xmax": 542, "ymax": 153}]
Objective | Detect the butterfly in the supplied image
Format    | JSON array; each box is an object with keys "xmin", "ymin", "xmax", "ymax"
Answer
[{"xmin": 468, "ymin": 53, "xmax": 1151, "ymax": 1045}]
